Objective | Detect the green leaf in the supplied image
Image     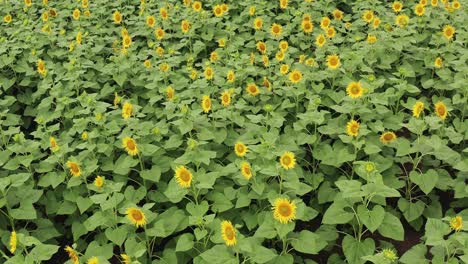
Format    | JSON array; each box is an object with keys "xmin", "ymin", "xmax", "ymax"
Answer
[
  {"xmin": 398, "ymin": 199, "xmax": 425, "ymax": 222},
  {"xmin": 322, "ymin": 201, "xmax": 354, "ymax": 225},
  {"xmin": 335, "ymin": 180, "xmax": 363, "ymax": 198},
  {"xmin": 409, "ymin": 169, "xmax": 439, "ymax": 195},
  {"xmin": 291, "ymin": 230, "xmax": 327, "ymax": 254},
  {"xmin": 342, "ymin": 235, "xmax": 375, "ymax": 264},
  {"xmin": 113, "ymin": 155, "xmax": 139, "ymax": 175},
  {"xmin": 378, "ymin": 212, "xmax": 404, "ymax": 241},
  {"xmin": 164, "ymin": 178, "xmax": 189, "ymax": 203},
  {"xmin": 11, "ymin": 203, "xmax": 37, "ymax": 220},
  {"xmin": 357, "ymin": 205, "xmax": 385, "ymax": 233},
  {"xmin": 400, "ymin": 244, "xmax": 429, "ymax": 264},
  {"xmin": 424, "ymin": 218, "xmax": 451, "ymax": 246},
  {"xmin": 105, "ymin": 226, "xmax": 128, "ymax": 247},
  {"xmin": 176, "ymin": 233, "xmax": 194, "ymax": 252},
  {"xmin": 199, "ymin": 245, "xmax": 237, "ymax": 263},
  {"xmin": 76, "ymin": 197, "xmax": 93, "ymax": 214},
  {"xmin": 140, "ymin": 166, "xmax": 161, "ymax": 182},
  {"xmin": 251, "ymin": 245, "xmax": 278, "ymax": 263},
  {"xmin": 26, "ymin": 244, "xmax": 59, "ymax": 262}
]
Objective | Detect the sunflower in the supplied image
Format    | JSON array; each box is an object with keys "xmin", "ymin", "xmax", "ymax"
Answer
[
  {"xmin": 50, "ymin": 136, "xmax": 59, "ymax": 152},
  {"xmin": 382, "ymin": 249, "xmax": 398, "ymax": 261},
  {"xmin": 204, "ymin": 66, "xmax": 214, "ymax": 80},
  {"xmin": 126, "ymin": 207, "xmax": 146, "ymax": 227},
  {"xmin": 37, "ymin": 59, "xmax": 47, "ymax": 76},
  {"xmin": 234, "ymin": 142, "xmax": 248, "ymax": 157},
  {"xmin": 121, "ymin": 254, "xmax": 130, "ymax": 264},
  {"xmin": 181, "ymin": 20, "xmax": 190, "ymax": 33},
  {"xmin": 434, "ymin": 57, "xmax": 443, "ymax": 68},
  {"xmin": 65, "ymin": 246, "xmax": 79, "ymax": 264},
  {"xmin": 42, "ymin": 12, "xmax": 49, "ymax": 22},
  {"xmin": 144, "ymin": 60, "xmax": 151, "ymax": 68},
  {"xmin": 442, "ymin": 25, "xmax": 455, "ymax": 40},
  {"xmin": 279, "ymin": 0, "xmax": 288, "ymax": 9},
  {"xmin": 373, "ymin": 17, "xmax": 381, "ymax": 29},
  {"xmin": 271, "ymin": 23, "xmax": 282, "ymax": 38},
  {"xmin": 221, "ymin": 221, "xmax": 237, "ymax": 246},
  {"xmin": 87, "ymin": 257, "xmax": 98, "ymax": 264},
  {"xmin": 262, "ymin": 55, "xmax": 269, "ymax": 67},
  {"xmin": 326, "ymin": 27, "xmax": 336, "ymax": 38},
  {"xmin": 256, "ymin": 41, "xmax": 267, "ymax": 54},
  {"xmin": 66, "ymin": 161, "xmax": 81, "ymax": 177},
  {"xmin": 367, "ymin": 34, "xmax": 377, "ymax": 44},
  {"xmin": 450, "ymin": 216, "xmax": 463, "ymax": 232},
  {"xmin": 122, "ymin": 101, "xmax": 133, "ymax": 119},
  {"xmin": 263, "ymin": 77, "xmax": 272, "ymax": 91},
  {"xmin": 431, "ymin": 0, "xmax": 438, "ymax": 6},
  {"xmin": 24, "ymin": 0, "xmax": 32, "ymax": 7},
  {"xmin": 122, "ymin": 137, "xmax": 139, "ymax": 156},
  {"xmin": 280, "ymin": 151, "xmax": 296, "ymax": 170},
  {"xmin": 213, "ymin": 5, "xmax": 223, "ymax": 17},
  {"xmin": 202, "ymin": 95, "xmax": 211, "ymax": 113},
  {"xmin": 279, "ymin": 40, "xmax": 288, "ymax": 52},
  {"xmin": 4, "ymin": 14, "xmax": 12, "ymax": 23},
  {"xmin": 166, "ymin": 86, "xmax": 174, "ymax": 101},
  {"xmin": 226, "ymin": 70, "xmax": 235, "ymax": 83},
  {"xmin": 221, "ymin": 4, "xmax": 229, "ymax": 13},
  {"xmin": 273, "ymin": 198, "xmax": 296, "ymax": 224},
  {"xmin": 82, "ymin": 0, "xmax": 88, "ymax": 8},
  {"xmin": 362, "ymin": 10, "xmax": 374, "ymax": 23},
  {"xmin": 84, "ymin": 10, "xmax": 91, "ymax": 17},
  {"xmin": 346, "ymin": 120, "xmax": 360, "ymax": 137},
  {"xmin": 414, "ymin": 4, "xmax": 425, "ymax": 16},
  {"xmin": 113, "ymin": 11, "xmax": 122, "ymax": 24},
  {"xmin": 246, "ymin": 83, "xmax": 260, "ymax": 96},
  {"xmin": 280, "ymin": 64, "xmax": 289, "ymax": 75},
  {"xmin": 410, "ymin": 101, "xmax": 424, "ymax": 118},
  {"xmin": 94, "ymin": 175, "xmax": 104, "ymax": 188},
  {"xmin": 380, "ymin": 132, "xmax": 397, "ymax": 144},
  {"xmin": 392, "ymin": 1, "xmax": 403, "ymax": 12},
  {"xmin": 240, "ymin": 161, "xmax": 252, "ymax": 180},
  {"xmin": 9, "ymin": 231, "xmax": 16, "ymax": 253},
  {"xmin": 303, "ymin": 14, "xmax": 311, "ymax": 22},
  {"xmin": 289, "ymin": 70, "xmax": 303, "ymax": 84},
  {"xmin": 326, "ymin": 54, "xmax": 340, "ymax": 69},
  {"xmin": 72, "ymin": 8, "xmax": 80, "ymax": 20},
  {"xmin": 276, "ymin": 51, "xmax": 285, "ymax": 61},
  {"xmin": 122, "ymin": 35, "xmax": 132, "ymax": 48},
  {"xmin": 253, "ymin": 17, "xmax": 263, "ymax": 30},
  {"xmin": 434, "ymin": 101, "xmax": 448, "ymax": 120},
  {"xmin": 316, "ymin": 34, "xmax": 326, "ymax": 47},
  {"xmin": 220, "ymin": 90, "xmax": 231, "ymax": 107},
  {"xmin": 452, "ymin": 0, "xmax": 460, "ymax": 9},
  {"xmin": 218, "ymin": 38, "xmax": 226, "ymax": 47},
  {"xmin": 160, "ymin": 7, "xmax": 168, "ymax": 20},
  {"xmin": 249, "ymin": 6, "xmax": 256, "ymax": 16},
  {"xmin": 114, "ymin": 92, "xmax": 121, "ymax": 106},
  {"xmin": 146, "ymin": 15, "xmax": 156, "ymax": 28},
  {"xmin": 76, "ymin": 32, "xmax": 83, "ymax": 45},
  {"xmin": 420, "ymin": 0, "xmax": 428, "ymax": 5},
  {"xmin": 175, "ymin": 166, "xmax": 192, "ymax": 188},
  {"xmin": 190, "ymin": 69, "xmax": 197, "ymax": 80},
  {"xmin": 396, "ymin": 14, "xmax": 409, "ymax": 28},
  {"xmin": 192, "ymin": 1, "xmax": 202, "ymax": 12},
  {"xmin": 333, "ymin": 9, "xmax": 344, "ymax": 20},
  {"xmin": 302, "ymin": 20, "xmax": 314, "ymax": 33},
  {"xmin": 210, "ymin": 51, "xmax": 218, "ymax": 62},
  {"xmin": 320, "ymin": 17, "xmax": 331, "ymax": 29}
]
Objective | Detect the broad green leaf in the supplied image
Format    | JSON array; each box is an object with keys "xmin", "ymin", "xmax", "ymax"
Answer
[
  {"xmin": 378, "ymin": 212, "xmax": 404, "ymax": 241},
  {"xmin": 291, "ymin": 230, "xmax": 327, "ymax": 254}
]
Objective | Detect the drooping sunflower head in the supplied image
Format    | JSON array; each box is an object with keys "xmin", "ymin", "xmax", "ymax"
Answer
[
  {"xmin": 326, "ymin": 54, "xmax": 340, "ymax": 69},
  {"xmin": 434, "ymin": 57, "xmax": 443, "ymax": 68},
  {"xmin": 380, "ymin": 131, "xmax": 397, "ymax": 144},
  {"xmin": 121, "ymin": 254, "xmax": 130, "ymax": 264},
  {"xmin": 263, "ymin": 77, "xmax": 272, "ymax": 91},
  {"xmin": 226, "ymin": 70, "xmax": 235, "ymax": 83},
  {"xmin": 442, "ymin": 25, "xmax": 455, "ymax": 40},
  {"xmin": 234, "ymin": 142, "xmax": 248, "ymax": 157},
  {"xmin": 126, "ymin": 207, "xmax": 146, "ymax": 227},
  {"xmin": 50, "ymin": 136, "xmax": 59, "ymax": 151},
  {"xmin": 122, "ymin": 101, "xmax": 133, "ymax": 119},
  {"xmin": 414, "ymin": 4, "xmax": 425, "ymax": 16},
  {"xmin": 37, "ymin": 59, "xmax": 47, "ymax": 76},
  {"xmin": 66, "ymin": 160, "xmax": 81, "ymax": 177},
  {"xmin": 412, "ymin": 101, "xmax": 424, "ymax": 118},
  {"xmin": 280, "ymin": 151, "xmax": 296, "ymax": 170},
  {"xmin": 218, "ymin": 38, "xmax": 226, "ymax": 47},
  {"xmin": 221, "ymin": 220, "xmax": 237, "ymax": 246},
  {"xmin": 166, "ymin": 86, "xmax": 175, "ymax": 101},
  {"xmin": 316, "ymin": 34, "xmax": 326, "ymax": 47},
  {"xmin": 273, "ymin": 198, "xmax": 296, "ymax": 224},
  {"xmin": 65, "ymin": 246, "xmax": 79, "ymax": 264},
  {"xmin": 160, "ymin": 7, "xmax": 168, "ymax": 20},
  {"xmin": 175, "ymin": 165, "xmax": 193, "ymax": 188},
  {"xmin": 271, "ymin": 23, "xmax": 282, "ymax": 37},
  {"xmin": 249, "ymin": 6, "xmax": 256, "ymax": 16},
  {"xmin": 202, "ymin": 95, "xmax": 211, "ymax": 113},
  {"xmin": 434, "ymin": 101, "xmax": 448, "ymax": 120},
  {"xmin": 246, "ymin": 83, "xmax": 260, "ymax": 96},
  {"xmin": 220, "ymin": 90, "xmax": 231, "ymax": 107},
  {"xmin": 362, "ymin": 10, "xmax": 374, "ymax": 23},
  {"xmin": 9, "ymin": 231, "xmax": 16, "ymax": 254},
  {"xmin": 240, "ymin": 161, "xmax": 252, "ymax": 180},
  {"xmin": 113, "ymin": 11, "xmax": 122, "ymax": 24},
  {"xmin": 146, "ymin": 15, "xmax": 156, "ymax": 28},
  {"xmin": 289, "ymin": 70, "xmax": 303, "ymax": 84},
  {"xmin": 122, "ymin": 137, "xmax": 139, "ymax": 156},
  {"xmin": 346, "ymin": 120, "xmax": 360, "ymax": 137},
  {"xmin": 450, "ymin": 215, "xmax": 463, "ymax": 232},
  {"xmin": 94, "ymin": 175, "xmax": 104, "ymax": 188},
  {"xmin": 392, "ymin": 1, "xmax": 403, "ymax": 12}
]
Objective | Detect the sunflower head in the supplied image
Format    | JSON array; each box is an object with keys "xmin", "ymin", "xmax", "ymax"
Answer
[
  {"xmin": 434, "ymin": 101, "xmax": 448, "ymax": 120},
  {"xmin": 273, "ymin": 198, "xmax": 296, "ymax": 224},
  {"xmin": 166, "ymin": 86, "xmax": 175, "ymax": 101},
  {"xmin": 94, "ymin": 176, "xmax": 104, "ymax": 188},
  {"xmin": 289, "ymin": 70, "xmax": 303, "ymax": 83},
  {"xmin": 240, "ymin": 161, "xmax": 252, "ymax": 180},
  {"xmin": 181, "ymin": 20, "xmax": 191, "ymax": 33},
  {"xmin": 204, "ymin": 67, "xmax": 214, "ymax": 80},
  {"xmin": 271, "ymin": 23, "xmax": 283, "ymax": 38},
  {"xmin": 320, "ymin": 17, "xmax": 331, "ymax": 29},
  {"xmin": 122, "ymin": 101, "xmax": 133, "ymax": 119},
  {"xmin": 122, "ymin": 137, "xmax": 139, "ymax": 156},
  {"xmin": 213, "ymin": 5, "xmax": 224, "ymax": 17},
  {"xmin": 279, "ymin": 0, "xmax": 288, "ymax": 9},
  {"xmin": 434, "ymin": 57, "xmax": 443, "ymax": 68},
  {"xmin": 396, "ymin": 14, "xmax": 409, "ymax": 28},
  {"xmin": 66, "ymin": 161, "xmax": 81, "ymax": 177},
  {"xmin": 392, "ymin": 1, "xmax": 403, "ymax": 12},
  {"xmin": 121, "ymin": 254, "xmax": 130, "ymax": 264},
  {"xmin": 316, "ymin": 34, "xmax": 326, "ymax": 47},
  {"xmin": 346, "ymin": 120, "xmax": 360, "ymax": 137},
  {"xmin": 326, "ymin": 54, "xmax": 340, "ymax": 69},
  {"xmin": 302, "ymin": 20, "xmax": 313, "ymax": 33},
  {"xmin": 226, "ymin": 70, "xmax": 235, "ymax": 83},
  {"xmin": 175, "ymin": 166, "xmax": 193, "ymax": 188},
  {"xmin": 256, "ymin": 41, "xmax": 267, "ymax": 54},
  {"xmin": 414, "ymin": 4, "xmax": 425, "ymax": 16},
  {"xmin": 412, "ymin": 101, "xmax": 424, "ymax": 118},
  {"xmin": 87, "ymin": 257, "xmax": 99, "ymax": 264},
  {"xmin": 146, "ymin": 15, "xmax": 156, "ymax": 28},
  {"xmin": 333, "ymin": 9, "xmax": 344, "ymax": 20},
  {"xmin": 442, "ymin": 25, "xmax": 455, "ymax": 40},
  {"xmin": 382, "ymin": 248, "xmax": 398, "ymax": 261},
  {"xmin": 4, "ymin": 14, "xmax": 12, "ymax": 23},
  {"xmin": 234, "ymin": 142, "xmax": 248, "ymax": 157},
  {"xmin": 65, "ymin": 246, "xmax": 79, "ymax": 264},
  {"xmin": 326, "ymin": 27, "xmax": 336, "ymax": 38},
  {"xmin": 362, "ymin": 10, "xmax": 374, "ymax": 23},
  {"xmin": 9, "ymin": 231, "xmax": 16, "ymax": 254},
  {"xmin": 126, "ymin": 207, "xmax": 146, "ymax": 227},
  {"xmin": 220, "ymin": 90, "xmax": 231, "ymax": 107},
  {"xmin": 202, "ymin": 95, "xmax": 211, "ymax": 113},
  {"xmin": 450, "ymin": 216, "xmax": 463, "ymax": 232},
  {"xmin": 346, "ymin": 82, "xmax": 363, "ymax": 99},
  {"xmin": 280, "ymin": 151, "xmax": 296, "ymax": 170},
  {"xmin": 380, "ymin": 131, "xmax": 397, "ymax": 144},
  {"xmin": 253, "ymin": 17, "xmax": 263, "ymax": 30},
  {"xmin": 72, "ymin": 9, "xmax": 80, "ymax": 20},
  {"xmin": 246, "ymin": 83, "xmax": 260, "ymax": 96}
]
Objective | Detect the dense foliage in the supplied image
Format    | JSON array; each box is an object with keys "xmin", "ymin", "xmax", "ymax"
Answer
[{"xmin": 0, "ymin": 0, "xmax": 467, "ymax": 263}]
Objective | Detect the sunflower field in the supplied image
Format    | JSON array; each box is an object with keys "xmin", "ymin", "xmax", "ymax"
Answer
[{"xmin": 0, "ymin": 0, "xmax": 467, "ymax": 263}]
